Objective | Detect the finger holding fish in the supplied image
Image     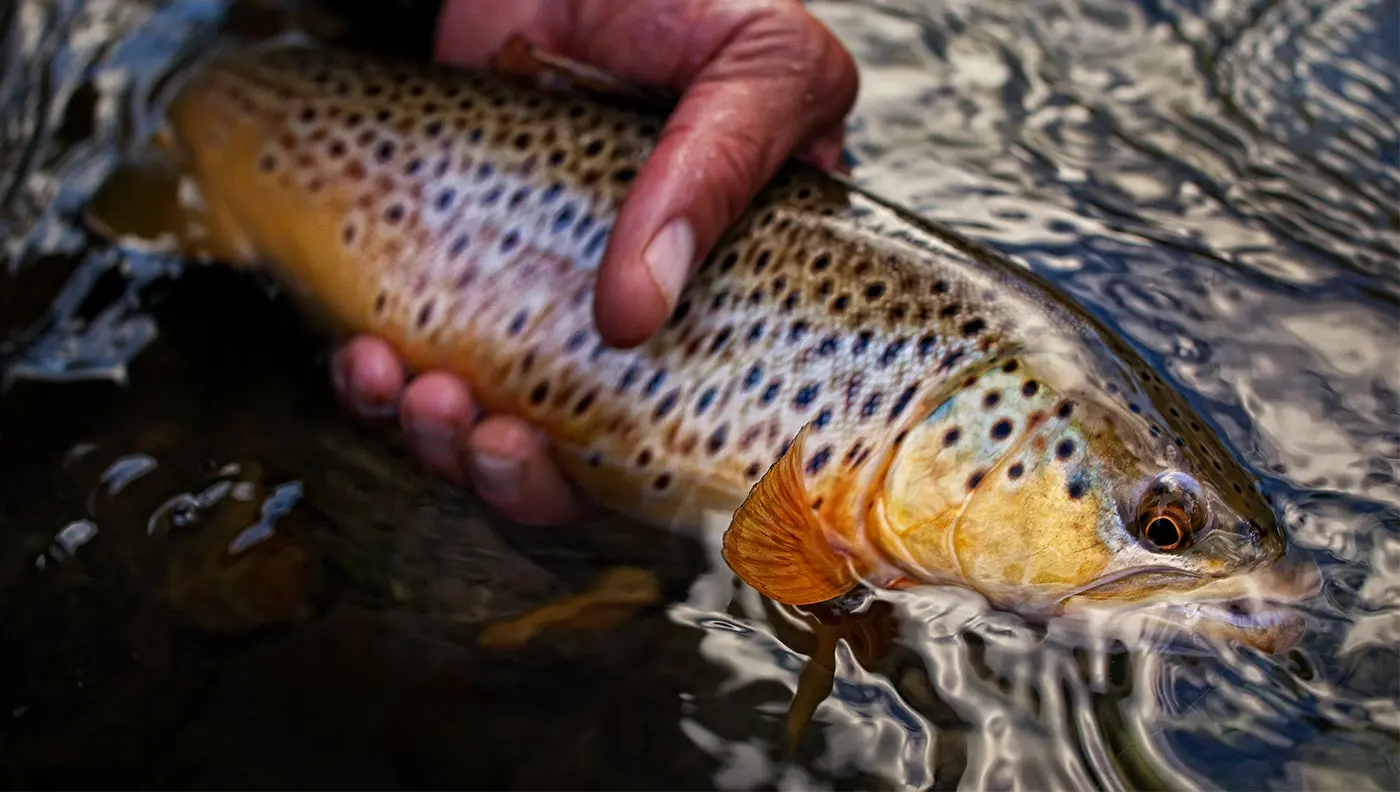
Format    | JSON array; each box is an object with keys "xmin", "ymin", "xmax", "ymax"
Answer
[{"xmin": 332, "ymin": 335, "xmax": 594, "ymax": 526}]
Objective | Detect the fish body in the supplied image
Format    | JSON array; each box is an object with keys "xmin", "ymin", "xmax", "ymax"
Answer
[{"xmin": 89, "ymin": 43, "xmax": 1318, "ymax": 651}]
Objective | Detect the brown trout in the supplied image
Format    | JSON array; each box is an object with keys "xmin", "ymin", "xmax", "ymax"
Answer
[{"xmin": 88, "ymin": 41, "xmax": 1319, "ymax": 653}]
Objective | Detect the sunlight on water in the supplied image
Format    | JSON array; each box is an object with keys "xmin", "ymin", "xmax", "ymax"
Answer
[{"xmin": 1, "ymin": 0, "xmax": 1397, "ymax": 789}]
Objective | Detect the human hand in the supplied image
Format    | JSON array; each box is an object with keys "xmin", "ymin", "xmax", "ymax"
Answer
[{"xmin": 332, "ymin": 0, "xmax": 859, "ymax": 526}]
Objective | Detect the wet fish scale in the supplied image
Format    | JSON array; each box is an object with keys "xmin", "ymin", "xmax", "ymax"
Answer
[{"xmin": 167, "ymin": 45, "xmax": 1010, "ymax": 525}]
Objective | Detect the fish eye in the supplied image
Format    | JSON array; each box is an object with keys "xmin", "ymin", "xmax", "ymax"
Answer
[
  {"xmin": 1143, "ymin": 514, "xmax": 1185, "ymax": 550},
  {"xmin": 1135, "ymin": 472, "xmax": 1206, "ymax": 552}
]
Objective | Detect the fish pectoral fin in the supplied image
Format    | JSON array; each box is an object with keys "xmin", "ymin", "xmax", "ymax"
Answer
[
  {"xmin": 83, "ymin": 148, "xmax": 257, "ymax": 268},
  {"xmin": 722, "ymin": 427, "xmax": 858, "ymax": 605},
  {"xmin": 487, "ymin": 33, "xmax": 674, "ymax": 108}
]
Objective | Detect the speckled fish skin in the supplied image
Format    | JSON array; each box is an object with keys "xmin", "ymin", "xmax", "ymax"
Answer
[{"xmin": 125, "ymin": 43, "xmax": 1318, "ymax": 647}]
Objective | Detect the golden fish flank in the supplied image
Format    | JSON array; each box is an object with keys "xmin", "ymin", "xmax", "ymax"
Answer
[{"xmin": 91, "ymin": 43, "xmax": 1319, "ymax": 652}]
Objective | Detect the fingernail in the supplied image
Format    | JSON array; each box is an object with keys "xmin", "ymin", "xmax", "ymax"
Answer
[
  {"xmin": 470, "ymin": 451, "xmax": 521, "ymax": 499},
  {"xmin": 643, "ymin": 217, "xmax": 695, "ymax": 313}
]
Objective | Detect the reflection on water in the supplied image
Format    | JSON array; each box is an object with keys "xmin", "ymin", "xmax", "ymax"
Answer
[{"xmin": 1, "ymin": 0, "xmax": 1397, "ymax": 789}]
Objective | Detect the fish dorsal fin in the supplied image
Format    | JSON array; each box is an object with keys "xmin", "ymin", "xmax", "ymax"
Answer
[{"xmin": 721, "ymin": 427, "xmax": 857, "ymax": 605}]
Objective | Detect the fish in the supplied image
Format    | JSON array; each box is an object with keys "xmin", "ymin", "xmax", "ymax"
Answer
[{"xmin": 87, "ymin": 39, "xmax": 1320, "ymax": 655}]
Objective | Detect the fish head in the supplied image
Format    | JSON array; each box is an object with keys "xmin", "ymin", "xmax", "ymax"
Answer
[{"xmin": 871, "ymin": 350, "xmax": 1319, "ymax": 653}]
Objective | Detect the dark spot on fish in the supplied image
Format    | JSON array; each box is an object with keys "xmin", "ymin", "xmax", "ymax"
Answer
[
  {"xmin": 508, "ymin": 187, "xmax": 530, "ymax": 210},
  {"xmin": 888, "ymin": 304, "xmax": 908, "ymax": 321},
  {"xmin": 584, "ymin": 139, "xmax": 604, "ymax": 157},
  {"xmin": 644, "ymin": 371, "xmax": 666, "ymax": 397},
  {"xmin": 341, "ymin": 223, "xmax": 357, "ymax": 246},
  {"xmin": 565, "ymin": 330, "xmax": 588, "ymax": 353},
  {"xmin": 890, "ymin": 386, "xmax": 916, "ymax": 421},
  {"xmin": 939, "ymin": 303, "xmax": 961, "ymax": 318},
  {"xmin": 990, "ymin": 419, "xmax": 1013, "ymax": 440},
  {"xmin": 743, "ymin": 365, "xmax": 763, "ymax": 391},
  {"xmin": 619, "ymin": 364, "xmax": 641, "ymax": 392},
  {"xmin": 654, "ymin": 390, "xmax": 679, "ymax": 420},
  {"xmin": 529, "ymin": 383, "xmax": 549, "ymax": 405},
  {"xmin": 754, "ymin": 250, "xmax": 771, "ymax": 274},
  {"xmin": 695, "ymin": 387, "xmax": 717, "ymax": 415},
  {"xmin": 425, "ymin": 120, "xmax": 443, "ymax": 139},
  {"xmin": 258, "ymin": 153, "xmax": 278, "ymax": 172},
  {"xmin": 932, "ymin": 280, "xmax": 949, "ymax": 294},
  {"xmin": 1022, "ymin": 380, "xmax": 1039, "ymax": 397},
  {"xmin": 811, "ymin": 253, "xmax": 831, "ymax": 272},
  {"xmin": 944, "ymin": 428, "xmax": 963, "ymax": 449},
  {"xmin": 1067, "ymin": 480, "xmax": 1086, "ymax": 499},
  {"xmin": 586, "ymin": 451, "xmax": 602, "ymax": 467},
  {"xmin": 746, "ymin": 320, "xmax": 766, "ymax": 344},
  {"xmin": 815, "ymin": 408, "xmax": 833, "ymax": 429},
  {"xmin": 521, "ymin": 352, "xmax": 535, "ymax": 374},
  {"xmin": 719, "ymin": 251, "xmax": 738, "ymax": 272},
  {"xmin": 984, "ymin": 391, "xmax": 1001, "ymax": 409},
  {"xmin": 435, "ymin": 188, "xmax": 456, "ymax": 211},
  {"xmin": 669, "ymin": 299, "xmax": 691, "ymax": 325},
  {"xmin": 856, "ymin": 391, "xmax": 879, "ymax": 419},
  {"xmin": 811, "ymin": 497, "xmax": 823, "ymax": 511},
  {"xmin": 817, "ymin": 336, "xmax": 838, "ymax": 357},
  {"xmin": 806, "ymin": 446, "xmax": 832, "ymax": 475},
  {"xmin": 450, "ymin": 234, "xmax": 471, "ymax": 257},
  {"xmin": 1002, "ymin": 361, "xmax": 1019, "ymax": 373},
  {"xmin": 514, "ymin": 132, "xmax": 533, "ymax": 150},
  {"xmin": 1057, "ymin": 401, "xmax": 1074, "ymax": 419},
  {"xmin": 708, "ymin": 327, "xmax": 732, "ymax": 354},
  {"xmin": 636, "ymin": 449, "xmax": 653, "ymax": 467},
  {"xmin": 961, "ymin": 318, "xmax": 986, "ymax": 336},
  {"xmin": 782, "ymin": 291, "xmax": 799, "ymax": 311},
  {"xmin": 374, "ymin": 141, "xmax": 395, "ymax": 163},
  {"xmin": 547, "ymin": 149, "xmax": 565, "ymax": 166},
  {"xmin": 1129, "ymin": 402, "xmax": 1141, "ymax": 414},
  {"xmin": 1008, "ymin": 462, "xmax": 1024, "ymax": 480},
  {"xmin": 384, "ymin": 204, "xmax": 405, "ymax": 224},
  {"xmin": 613, "ymin": 166, "xmax": 636, "ymax": 184},
  {"xmin": 507, "ymin": 311, "xmax": 527, "ymax": 336},
  {"xmin": 745, "ymin": 463, "xmax": 761, "ymax": 479},
  {"xmin": 794, "ymin": 384, "xmax": 820, "ymax": 411},
  {"xmin": 574, "ymin": 391, "xmax": 596, "ymax": 415},
  {"xmin": 707, "ymin": 425, "xmax": 728, "ymax": 454},
  {"xmin": 501, "ymin": 231, "xmax": 520, "ymax": 253},
  {"xmin": 1056, "ymin": 439, "xmax": 1075, "ymax": 460},
  {"xmin": 415, "ymin": 301, "xmax": 435, "ymax": 330},
  {"xmin": 372, "ymin": 291, "xmax": 386, "ymax": 314},
  {"xmin": 1028, "ymin": 410, "xmax": 1045, "ymax": 427},
  {"xmin": 938, "ymin": 350, "xmax": 965, "ymax": 372},
  {"xmin": 853, "ymin": 331, "xmax": 873, "ymax": 356},
  {"xmin": 864, "ymin": 282, "xmax": 886, "ymax": 300},
  {"xmin": 880, "ymin": 339, "xmax": 905, "ymax": 366},
  {"xmin": 1169, "ymin": 407, "xmax": 1181, "ymax": 417},
  {"xmin": 328, "ymin": 140, "xmax": 346, "ymax": 158},
  {"xmin": 1190, "ymin": 421, "xmax": 1201, "ymax": 432},
  {"xmin": 760, "ymin": 381, "xmax": 781, "ymax": 406},
  {"xmin": 967, "ymin": 470, "xmax": 985, "ymax": 490}
]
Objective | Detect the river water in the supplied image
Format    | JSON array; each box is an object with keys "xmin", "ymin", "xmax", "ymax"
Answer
[{"xmin": 0, "ymin": 0, "xmax": 1396, "ymax": 789}]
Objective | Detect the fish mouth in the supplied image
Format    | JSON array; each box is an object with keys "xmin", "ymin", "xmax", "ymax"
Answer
[{"xmin": 1055, "ymin": 545, "xmax": 1321, "ymax": 654}]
